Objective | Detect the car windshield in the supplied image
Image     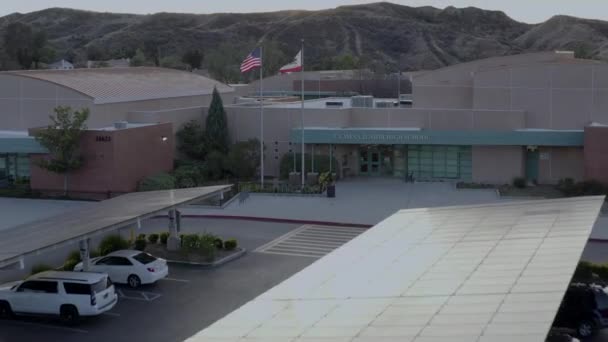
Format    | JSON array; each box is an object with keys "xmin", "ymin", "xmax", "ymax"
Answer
[{"xmin": 133, "ymin": 252, "xmax": 157, "ymax": 265}]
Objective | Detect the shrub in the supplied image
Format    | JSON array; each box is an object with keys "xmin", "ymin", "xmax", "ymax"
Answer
[
  {"xmin": 200, "ymin": 233, "xmax": 218, "ymax": 245},
  {"xmin": 63, "ymin": 258, "xmax": 79, "ymax": 271},
  {"xmin": 90, "ymin": 249, "xmax": 100, "ymax": 258},
  {"xmin": 137, "ymin": 233, "xmax": 146, "ymax": 240},
  {"xmin": 148, "ymin": 234, "xmax": 159, "ymax": 244},
  {"xmin": 67, "ymin": 250, "xmax": 82, "ymax": 262},
  {"xmin": 174, "ymin": 164, "xmax": 205, "ymax": 188},
  {"xmin": 99, "ymin": 235, "xmax": 130, "ymax": 255},
  {"xmin": 198, "ymin": 240, "xmax": 216, "ymax": 262},
  {"xmin": 573, "ymin": 261, "xmax": 608, "ymax": 281},
  {"xmin": 213, "ymin": 238, "xmax": 223, "ymax": 249},
  {"xmin": 181, "ymin": 234, "xmax": 201, "ymax": 251},
  {"xmin": 513, "ymin": 177, "xmax": 526, "ymax": 189},
  {"xmin": 224, "ymin": 239, "xmax": 238, "ymax": 251},
  {"xmin": 557, "ymin": 178, "xmax": 607, "ymax": 197},
  {"xmin": 279, "ymin": 153, "xmax": 340, "ymax": 180},
  {"xmin": 31, "ymin": 264, "xmax": 53, "ymax": 275},
  {"xmin": 134, "ymin": 238, "xmax": 147, "ymax": 251},
  {"xmin": 160, "ymin": 232, "xmax": 170, "ymax": 245},
  {"xmin": 137, "ymin": 173, "xmax": 176, "ymax": 191}
]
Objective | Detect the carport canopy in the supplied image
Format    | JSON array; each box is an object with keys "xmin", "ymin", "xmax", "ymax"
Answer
[
  {"xmin": 0, "ymin": 185, "xmax": 231, "ymax": 269},
  {"xmin": 189, "ymin": 196, "xmax": 604, "ymax": 342}
]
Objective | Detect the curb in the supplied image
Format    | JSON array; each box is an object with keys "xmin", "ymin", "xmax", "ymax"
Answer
[
  {"xmin": 151, "ymin": 214, "xmax": 372, "ymax": 228},
  {"xmin": 165, "ymin": 248, "xmax": 247, "ymax": 267}
]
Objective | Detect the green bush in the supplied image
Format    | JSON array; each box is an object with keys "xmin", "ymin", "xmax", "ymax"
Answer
[
  {"xmin": 198, "ymin": 240, "xmax": 216, "ymax": 262},
  {"xmin": 181, "ymin": 234, "xmax": 201, "ymax": 251},
  {"xmin": 134, "ymin": 238, "xmax": 147, "ymax": 251},
  {"xmin": 160, "ymin": 232, "xmax": 170, "ymax": 245},
  {"xmin": 558, "ymin": 179, "xmax": 606, "ymax": 197},
  {"xmin": 137, "ymin": 173, "xmax": 176, "ymax": 191},
  {"xmin": 513, "ymin": 177, "xmax": 526, "ymax": 189},
  {"xmin": 148, "ymin": 234, "xmax": 159, "ymax": 244},
  {"xmin": 573, "ymin": 261, "xmax": 608, "ymax": 281},
  {"xmin": 63, "ymin": 258, "xmax": 79, "ymax": 271},
  {"xmin": 224, "ymin": 239, "xmax": 237, "ymax": 251},
  {"xmin": 202, "ymin": 150, "xmax": 227, "ymax": 181},
  {"xmin": 99, "ymin": 235, "xmax": 130, "ymax": 255},
  {"xmin": 67, "ymin": 250, "xmax": 82, "ymax": 262},
  {"xmin": 31, "ymin": 264, "xmax": 53, "ymax": 275},
  {"xmin": 90, "ymin": 249, "xmax": 100, "ymax": 258},
  {"xmin": 279, "ymin": 153, "xmax": 340, "ymax": 180},
  {"xmin": 174, "ymin": 164, "xmax": 205, "ymax": 188},
  {"xmin": 213, "ymin": 238, "xmax": 223, "ymax": 250},
  {"xmin": 137, "ymin": 233, "xmax": 146, "ymax": 240}
]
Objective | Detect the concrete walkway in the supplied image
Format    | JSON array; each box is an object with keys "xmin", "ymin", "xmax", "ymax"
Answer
[{"xmin": 183, "ymin": 178, "xmax": 502, "ymax": 225}]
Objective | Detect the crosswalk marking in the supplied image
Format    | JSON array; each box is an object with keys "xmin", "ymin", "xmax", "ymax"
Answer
[{"xmin": 255, "ymin": 225, "xmax": 367, "ymax": 258}]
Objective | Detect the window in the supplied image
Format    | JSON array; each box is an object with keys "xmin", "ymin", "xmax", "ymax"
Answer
[
  {"xmin": 64, "ymin": 282, "xmax": 92, "ymax": 295},
  {"xmin": 133, "ymin": 252, "xmax": 157, "ymax": 265},
  {"xmin": 17, "ymin": 281, "xmax": 58, "ymax": 294},
  {"xmin": 96, "ymin": 256, "xmax": 132, "ymax": 266},
  {"xmin": 91, "ymin": 279, "xmax": 109, "ymax": 294}
]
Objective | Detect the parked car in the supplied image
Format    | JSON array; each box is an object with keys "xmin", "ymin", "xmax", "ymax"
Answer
[
  {"xmin": 74, "ymin": 250, "xmax": 168, "ymax": 288},
  {"xmin": 546, "ymin": 328, "xmax": 580, "ymax": 342},
  {"xmin": 0, "ymin": 271, "xmax": 117, "ymax": 324},
  {"xmin": 553, "ymin": 283, "xmax": 608, "ymax": 338}
]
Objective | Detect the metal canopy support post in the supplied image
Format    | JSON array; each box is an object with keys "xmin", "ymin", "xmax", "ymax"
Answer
[
  {"xmin": 311, "ymin": 145, "xmax": 315, "ymax": 173},
  {"xmin": 167, "ymin": 208, "xmax": 180, "ymax": 251},
  {"xmin": 329, "ymin": 144, "xmax": 333, "ymax": 174},
  {"xmin": 79, "ymin": 238, "xmax": 91, "ymax": 271}
]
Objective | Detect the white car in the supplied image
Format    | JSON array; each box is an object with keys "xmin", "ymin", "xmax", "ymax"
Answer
[
  {"xmin": 0, "ymin": 271, "xmax": 117, "ymax": 324},
  {"xmin": 74, "ymin": 250, "xmax": 168, "ymax": 288}
]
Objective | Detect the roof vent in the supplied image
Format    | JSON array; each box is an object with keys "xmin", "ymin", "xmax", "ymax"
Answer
[{"xmin": 113, "ymin": 121, "xmax": 128, "ymax": 130}]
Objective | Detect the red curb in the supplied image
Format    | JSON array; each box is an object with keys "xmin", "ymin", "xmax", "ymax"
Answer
[{"xmin": 151, "ymin": 214, "xmax": 372, "ymax": 229}]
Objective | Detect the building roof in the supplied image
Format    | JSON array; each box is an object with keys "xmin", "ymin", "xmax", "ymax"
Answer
[
  {"xmin": 4, "ymin": 67, "xmax": 233, "ymax": 105},
  {"xmin": 188, "ymin": 196, "xmax": 604, "ymax": 342}
]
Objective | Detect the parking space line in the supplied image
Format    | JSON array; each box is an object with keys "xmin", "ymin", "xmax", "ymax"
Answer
[
  {"xmin": 117, "ymin": 288, "xmax": 162, "ymax": 302},
  {"xmin": 1, "ymin": 320, "xmax": 89, "ymax": 333},
  {"xmin": 102, "ymin": 312, "xmax": 121, "ymax": 317},
  {"xmin": 161, "ymin": 277, "xmax": 190, "ymax": 283}
]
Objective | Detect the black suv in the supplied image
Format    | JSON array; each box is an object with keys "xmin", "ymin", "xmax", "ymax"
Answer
[{"xmin": 553, "ymin": 283, "xmax": 608, "ymax": 338}]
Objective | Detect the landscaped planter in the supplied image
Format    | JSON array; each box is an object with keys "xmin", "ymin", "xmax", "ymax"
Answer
[{"xmin": 145, "ymin": 243, "xmax": 242, "ymax": 266}]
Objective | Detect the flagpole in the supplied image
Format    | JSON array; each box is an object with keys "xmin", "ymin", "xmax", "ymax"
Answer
[
  {"xmin": 300, "ymin": 39, "xmax": 305, "ymax": 188},
  {"xmin": 260, "ymin": 45, "xmax": 264, "ymax": 188}
]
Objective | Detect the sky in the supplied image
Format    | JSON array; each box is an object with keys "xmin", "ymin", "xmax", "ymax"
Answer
[{"xmin": 2, "ymin": 0, "xmax": 608, "ymax": 24}]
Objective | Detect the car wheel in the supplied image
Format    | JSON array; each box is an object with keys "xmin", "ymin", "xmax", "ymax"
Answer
[
  {"xmin": 577, "ymin": 319, "xmax": 596, "ymax": 338},
  {"xmin": 60, "ymin": 305, "xmax": 79, "ymax": 325},
  {"xmin": 127, "ymin": 274, "xmax": 141, "ymax": 288},
  {"xmin": 0, "ymin": 301, "xmax": 13, "ymax": 319}
]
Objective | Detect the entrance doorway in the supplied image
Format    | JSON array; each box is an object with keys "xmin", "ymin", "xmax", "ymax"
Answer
[
  {"xmin": 359, "ymin": 147, "xmax": 382, "ymax": 176},
  {"xmin": 525, "ymin": 148, "xmax": 539, "ymax": 184}
]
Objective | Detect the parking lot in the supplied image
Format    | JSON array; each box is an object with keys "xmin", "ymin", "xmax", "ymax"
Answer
[{"xmin": 0, "ymin": 219, "xmax": 317, "ymax": 342}]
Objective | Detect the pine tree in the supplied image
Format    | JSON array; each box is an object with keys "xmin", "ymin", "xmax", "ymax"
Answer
[{"xmin": 205, "ymin": 87, "xmax": 230, "ymax": 153}]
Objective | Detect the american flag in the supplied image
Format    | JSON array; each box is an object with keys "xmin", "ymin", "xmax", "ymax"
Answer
[{"xmin": 240, "ymin": 47, "xmax": 262, "ymax": 73}]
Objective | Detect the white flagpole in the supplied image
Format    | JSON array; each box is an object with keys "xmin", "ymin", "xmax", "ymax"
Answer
[
  {"xmin": 260, "ymin": 45, "xmax": 264, "ymax": 188},
  {"xmin": 300, "ymin": 39, "xmax": 305, "ymax": 188}
]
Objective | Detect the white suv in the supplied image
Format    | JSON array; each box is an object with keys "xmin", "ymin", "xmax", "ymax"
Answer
[{"xmin": 0, "ymin": 271, "xmax": 117, "ymax": 324}]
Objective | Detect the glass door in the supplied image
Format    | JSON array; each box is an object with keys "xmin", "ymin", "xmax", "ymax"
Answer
[
  {"xmin": 370, "ymin": 151, "xmax": 381, "ymax": 175},
  {"xmin": 359, "ymin": 147, "xmax": 369, "ymax": 174}
]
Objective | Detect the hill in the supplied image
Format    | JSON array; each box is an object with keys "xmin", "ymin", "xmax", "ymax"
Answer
[{"xmin": 0, "ymin": 2, "xmax": 604, "ymax": 75}]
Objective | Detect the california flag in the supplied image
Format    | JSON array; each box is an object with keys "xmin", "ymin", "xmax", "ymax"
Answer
[{"xmin": 279, "ymin": 50, "xmax": 302, "ymax": 74}]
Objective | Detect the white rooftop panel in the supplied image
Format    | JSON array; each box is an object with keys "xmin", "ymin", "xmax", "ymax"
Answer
[{"xmin": 186, "ymin": 196, "xmax": 604, "ymax": 342}]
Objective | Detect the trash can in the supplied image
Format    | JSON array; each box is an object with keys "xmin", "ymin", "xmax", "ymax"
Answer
[{"xmin": 327, "ymin": 184, "xmax": 336, "ymax": 198}]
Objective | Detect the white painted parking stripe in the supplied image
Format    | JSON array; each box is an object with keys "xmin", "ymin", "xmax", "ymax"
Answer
[
  {"xmin": 161, "ymin": 277, "xmax": 190, "ymax": 283},
  {"xmin": 256, "ymin": 225, "xmax": 365, "ymax": 258},
  {"xmin": 1, "ymin": 320, "xmax": 88, "ymax": 333},
  {"xmin": 102, "ymin": 312, "xmax": 121, "ymax": 317}
]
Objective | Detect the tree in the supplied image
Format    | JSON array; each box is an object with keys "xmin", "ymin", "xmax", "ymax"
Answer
[
  {"xmin": 261, "ymin": 40, "xmax": 288, "ymax": 76},
  {"xmin": 35, "ymin": 106, "xmax": 89, "ymax": 196},
  {"xmin": 332, "ymin": 54, "xmax": 360, "ymax": 70},
  {"xmin": 206, "ymin": 42, "xmax": 243, "ymax": 83},
  {"xmin": 30, "ymin": 31, "xmax": 55, "ymax": 69},
  {"xmin": 176, "ymin": 120, "xmax": 207, "ymax": 160},
  {"xmin": 205, "ymin": 87, "xmax": 230, "ymax": 153},
  {"xmin": 130, "ymin": 49, "xmax": 147, "ymax": 67},
  {"xmin": 182, "ymin": 50, "xmax": 203, "ymax": 70},
  {"xmin": 4, "ymin": 22, "xmax": 34, "ymax": 69},
  {"xmin": 226, "ymin": 139, "xmax": 260, "ymax": 180}
]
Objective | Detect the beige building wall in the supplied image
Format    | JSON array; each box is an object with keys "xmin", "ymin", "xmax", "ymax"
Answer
[
  {"xmin": 472, "ymin": 146, "xmax": 524, "ymax": 184},
  {"xmin": 538, "ymin": 147, "xmax": 585, "ymax": 184}
]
